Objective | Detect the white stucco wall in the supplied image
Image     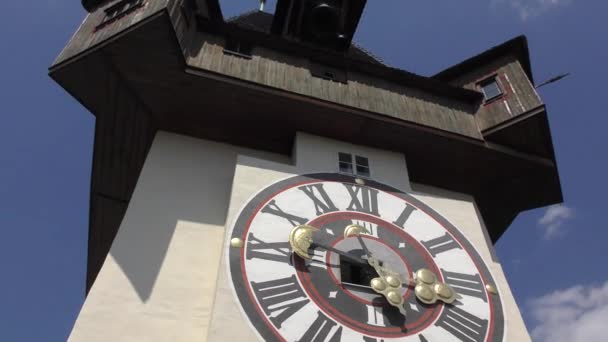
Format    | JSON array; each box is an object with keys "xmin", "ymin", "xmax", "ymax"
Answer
[
  {"xmin": 68, "ymin": 132, "xmax": 289, "ymax": 342},
  {"xmin": 69, "ymin": 131, "xmax": 529, "ymax": 342}
]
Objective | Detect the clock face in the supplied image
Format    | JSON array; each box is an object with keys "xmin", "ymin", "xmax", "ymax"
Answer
[{"xmin": 227, "ymin": 173, "xmax": 504, "ymax": 342}]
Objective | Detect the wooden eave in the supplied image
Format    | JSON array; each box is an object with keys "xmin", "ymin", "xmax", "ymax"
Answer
[
  {"xmin": 196, "ymin": 16, "xmax": 484, "ymax": 104},
  {"xmin": 49, "ymin": 8, "xmax": 562, "ymax": 272},
  {"xmin": 433, "ymin": 35, "xmax": 534, "ymax": 85},
  {"xmin": 483, "ymin": 106, "xmax": 556, "ymax": 159}
]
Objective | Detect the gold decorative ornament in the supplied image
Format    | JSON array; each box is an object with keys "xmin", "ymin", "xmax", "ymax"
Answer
[
  {"xmin": 230, "ymin": 238, "xmax": 244, "ymax": 248},
  {"xmin": 385, "ymin": 275, "xmax": 401, "ymax": 288},
  {"xmin": 288, "ymin": 225, "xmax": 317, "ymax": 259},
  {"xmin": 371, "ymin": 277, "xmax": 387, "ymax": 292},
  {"xmin": 412, "ymin": 268, "xmax": 458, "ymax": 305},
  {"xmin": 387, "ymin": 290, "xmax": 403, "ymax": 305},
  {"xmin": 434, "ymin": 283, "xmax": 456, "ymax": 304},
  {"xmin": 486, "ymin": 284, "xmax": 498, "ymax": 295},
  {"xmin": 367, "ymin": 258, "xmax": 407, "ymax": 316},
  {"xmin": 344, "ymin": 224, "xmax": 369, "ymax": 238},
  {"xmin": 355, "ymin": 178, "xmax": 365, "ymax": 185},
  {"xmin": 415, "ymin": 268, "xmax": 436, "ymax": 285},
  {"xmin": 415, "ymin": 284, "xmax": 436, "ymax": 304}
]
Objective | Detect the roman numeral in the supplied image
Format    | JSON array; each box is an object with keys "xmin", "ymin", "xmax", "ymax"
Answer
[
  {"xmin": 366, "ymin": 305, "xmax": 385, "ymax": 327},
  {"xmin": 299, "ymin": 311, "xmax": 343, "ymax": 342},
  {"xmin": 418, "ymin": 335, "xmax": 428, "ymax": 342},
  {"xmin": 421, "ymin": 232, "xmax": 462, "ymax": 257},
  {"xmin": 392, "ymin": 203, "xmax": 417, "ymax": 228},
  {"xmin": 251, "ymin": 275, "xmax": 309, "ymax": 329},
  {"xmin": 344, "ymin": 184, "xmax": 380, "ymax": 216},
  {"xmin": 298, "ymin": 184, "xmax": 339, "ymax": 216},
  {"xmin": 261, "ymin": 199, "xmax": 309, "ymax": 226},
  {"xmin": 435, "ymin": 305, "xmax": 488, "ymax": 342},
  {"xmin": 351, "ymin": 220, "xmax": 379, "ymax": 238},
  {"xmin": 442, "ymin": 269, "xmax": 487, "ymax": 302},
  {"xmin": 308, "ymin": 247, "xmax": 328, "ymax": 270},
  {"xmin": 246, "ymin": 233, "xmax": 291, "ymax": 263}
]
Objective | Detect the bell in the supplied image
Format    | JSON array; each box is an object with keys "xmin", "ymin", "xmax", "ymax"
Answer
[
  {"xmin": 82, "ymin": 0, "xmax": 111, "ymax": 12},
  {"xmin": 309, "ymin": 2, "xmax": 340, "ymax": 38}
]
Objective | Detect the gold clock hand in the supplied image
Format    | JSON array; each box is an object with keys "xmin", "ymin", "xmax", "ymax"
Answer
[
  {"xmin": 343, "ymin": 224, "xmax": 376, "ymax": 261},
  {"xmin": 309, "ymin": 241, "xmax": 370, "ymax": 267},
  {"xmin": 288, "ymin": 225, "xmax": 369, "ymax": 267},
  {"xmin": 368, "ymin": 257, "xmax": 407, "ymax": 317},
  {"xmin": 413, "ymin": 268, "xmax": 458, "ymax": 305}
]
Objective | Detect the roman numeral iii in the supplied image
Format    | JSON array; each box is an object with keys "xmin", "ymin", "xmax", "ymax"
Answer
[
  {"xmin": 442, "ymin": 269, "xmax": 487, "ymax": 302},
  {"xmin": 421, "ymin": 232, "xmax": 462, "ymax": 257}
]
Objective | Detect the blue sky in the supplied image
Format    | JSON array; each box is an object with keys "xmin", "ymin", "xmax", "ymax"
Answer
[{"xmin": 0, "ymin": 0, "xmax": 606, "ymax": 341}]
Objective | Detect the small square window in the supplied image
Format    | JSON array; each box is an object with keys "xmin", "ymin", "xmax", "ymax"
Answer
[
  {"xmin": 338, "ymin": 153, "xmax": 370, "ymax": 177},
  {"xmin": 355, "ymin": 156, "xmax": 370, "ymax": 177},
  {"xmin": 339, "ymin": 153, "xmax": 353, "ymax": 174},
  {"xmin": 339, "ymin": 153, "xmax": 352, "ymax": 163},
  {"xmin": 479, "ymin": 77, "xmax": 503, "ymax": 101}
]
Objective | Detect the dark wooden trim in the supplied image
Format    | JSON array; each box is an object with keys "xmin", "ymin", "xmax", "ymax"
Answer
[
  {"xmin": 183, "ymin": 66, "xmax": 483, "ymax": 145},
  {"xmin": 482, "ymin": 105, "xmax": 545, "ymax": 136}
]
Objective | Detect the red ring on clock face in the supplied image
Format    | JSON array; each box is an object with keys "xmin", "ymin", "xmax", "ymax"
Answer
[
  {"xmin": 294, "ymin": 211, "xmax": 443, "ymax": 337},
  {"xmin": 228, "ymin": 173, "xmax": 504, "ymax": 342}
]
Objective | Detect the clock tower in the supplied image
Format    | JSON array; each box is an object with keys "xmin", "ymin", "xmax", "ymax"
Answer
[{"xmin": 50, "ymin": 1, "xmax": 562, "ymax": 341}]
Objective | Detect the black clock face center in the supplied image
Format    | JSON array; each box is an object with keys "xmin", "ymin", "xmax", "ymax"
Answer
[{"xmin": 339, "ymin": 253, "xmax": 378, "ymax": 288}]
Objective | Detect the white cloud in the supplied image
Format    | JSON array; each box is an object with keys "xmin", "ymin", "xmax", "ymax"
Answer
[
  {"xmin": 529, "ymin": 281, "xmax": 608, "ymax": 342},
  {"xmin": 538, "ymin": 204, "xmax": 574, "ymax": 239},
  {"xmin": 493, "ymin": 0, "xmax": 572, "ymax": 21}
]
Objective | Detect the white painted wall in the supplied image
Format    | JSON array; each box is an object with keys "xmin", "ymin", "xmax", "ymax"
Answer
[
  {"xmin": 70, "ymin": 131, "xmax": 529, "ymax": 341},
  {"xmin": 68, "ymin": 132, "xmax": 289, "ymax": 342},
  {"xmin": 293, "ymin": 132, "xmax": 411, "ymax": 191}
]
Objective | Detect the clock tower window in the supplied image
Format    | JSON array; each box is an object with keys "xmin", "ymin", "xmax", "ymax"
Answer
[{"xmin": 338, "ymin": 152, "xmax": 371, "ymax": 177}]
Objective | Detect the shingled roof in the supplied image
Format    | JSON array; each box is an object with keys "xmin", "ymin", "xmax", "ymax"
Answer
[
  {"xmin": 433, "ymin": 35, "xmax": 534, "ymax": 85},
  {"xmin": 226, "ymin": 11, "xmax": 386, "ymax": 66}
]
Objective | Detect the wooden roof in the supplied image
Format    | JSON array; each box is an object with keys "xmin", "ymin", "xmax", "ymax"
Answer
[{"xmin": 433, "ymin": 35, "xmax": 534, "ymax": 85}]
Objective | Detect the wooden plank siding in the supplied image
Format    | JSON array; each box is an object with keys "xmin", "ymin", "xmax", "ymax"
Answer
[
  {"xmin": 86, "ymin": 60, "xmax": 157, "ymax": 290},
  {"xmin": 186, "ymin": 32, "xmax": 483, "ymax": 139},
  {"xmin": 52, "ymin": 48, "xmax": 158, "ymax": 291},
  {"xmin": 443, "ymin": 55, "xmax": 543, "ymax": 132}
]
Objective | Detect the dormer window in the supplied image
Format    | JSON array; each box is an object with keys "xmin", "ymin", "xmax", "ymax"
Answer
[
  {"xmin": 223, "ymin": 38, "xmax": 253, "ymax": 59},
  {"xmin": 479, "ymin": 76, "xmax": 503, "ymax": 102}
]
